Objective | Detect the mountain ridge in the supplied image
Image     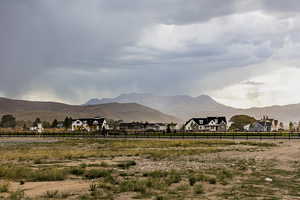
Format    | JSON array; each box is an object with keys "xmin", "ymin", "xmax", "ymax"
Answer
[
  {"xmin": 0, "ymin": 97, "xmax": 178, "ymax": 123},
  {"xmin": 85, "ymin": 93, "xmax": 300, "ymax": 123}
]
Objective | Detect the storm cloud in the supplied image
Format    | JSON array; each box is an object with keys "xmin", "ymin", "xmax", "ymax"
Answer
[{"xmin": 1, "ymin": 0, "xmax": 300, "ymax": 107}]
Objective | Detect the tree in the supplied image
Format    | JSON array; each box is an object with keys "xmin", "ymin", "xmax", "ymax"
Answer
[
  {"xmin": 42, "ymin": 121, "xmax": 51, "ymax": 129},
  {"xmin": 0, "ymin": 115, "xmax": 17, "ymax": 128},
  {"xmin": 63, "ymin": 117, "xmax": 72, "ymax": 129},
  {"xmin": 166, "ymin": 124, "xmax": 171, "ymax": 133},
  {"xmin": 279, "ymin": 122, "xmax": 284, "ymax": 130},
  {"xmin": 289, "ymin": 122, "xmax": 294, "ymax": 132},
  {"xmin": 51, "ymin": 119, "xmax": 58, "ymax": 128},
  {"xmin": 229, "ymin": 115, "xmax": 256, "ymax": 131},
  {"xmin": 23, "ymin": 123, "xmax": 27, "ymax": 130},
  {"xmin": 33, "ymin": 118, "xmax": 41, "ymax": 127}
]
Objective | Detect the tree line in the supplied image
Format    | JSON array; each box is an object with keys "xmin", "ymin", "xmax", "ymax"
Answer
[{"xmin": 0, "ymin": 114, "xmax": 73, "ymax": 129}]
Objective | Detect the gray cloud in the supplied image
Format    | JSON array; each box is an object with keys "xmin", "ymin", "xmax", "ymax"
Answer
[{"xmin": 1, "ymin": 0, "xmax": 300, "ymax": 104}]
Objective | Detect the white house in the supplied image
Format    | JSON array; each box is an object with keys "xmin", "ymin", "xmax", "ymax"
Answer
[
  {"xmin": 71, "ymin": 118, "xmax": 109, "ymax": 132},
  {"xmin": 184, "ymin": 117, "xmax": 227, "ymax": 132},
  {"xmin": 244, "ymin": 116, "xmax": 281, "ymax": 132},
  {"xmin": 30, "ymin": 123, "xmax": 44, "ymax": 133}
]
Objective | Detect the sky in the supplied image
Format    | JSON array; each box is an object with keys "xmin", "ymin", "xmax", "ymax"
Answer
[{"xmin": 1, "ymin": 0, "xmax": 300, "ymax": 108}]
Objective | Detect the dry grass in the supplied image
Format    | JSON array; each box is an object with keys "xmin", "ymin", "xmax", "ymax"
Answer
[{"xmin": 0, "ymin": 138, "xmax": 298, "ymax": 199}]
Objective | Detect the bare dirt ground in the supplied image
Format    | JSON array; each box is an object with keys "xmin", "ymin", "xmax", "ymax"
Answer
[{"xmin": 0, "ymin": 138, "xmax": 299, "ymax": 199}]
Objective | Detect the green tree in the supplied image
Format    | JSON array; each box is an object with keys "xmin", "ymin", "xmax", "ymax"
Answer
[
  {"xmin": 166, "ymin": 124, "xmax": 171, "ymax": 133},
  {"xmin": 51, "ymin": 119, "xmax": 58, "ymax": 128},
  {"xmin": 0, "ymin": 114, "xmax": 17, "ymax": 128},
  {"xmin": 229, "ymin": 115, "xmax": 257, "ymax": 131},
  {"xmin": 42, "ymin": 121, "xmax": 51, "ymax": 129},
  {"xmin": 289, "ymin": 122, "xmax": 294, "ymax": 132},
  {"xmin": 63, "ymin": 117, "xmax": 73, "ymax": 129},
  {"xmin": 33, "ymin": 118, "xmax": 41, "ymax": 127}
]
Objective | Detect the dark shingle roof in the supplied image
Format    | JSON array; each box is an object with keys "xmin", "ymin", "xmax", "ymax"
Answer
[{"xmin": 186, "ymin": 117, "xmax": 227, "ymax": 126}]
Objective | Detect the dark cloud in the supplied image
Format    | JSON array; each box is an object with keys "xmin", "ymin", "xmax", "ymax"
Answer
[{"xmin": 0, "ymin": 0, "xmax": 299, "ymax": 104}]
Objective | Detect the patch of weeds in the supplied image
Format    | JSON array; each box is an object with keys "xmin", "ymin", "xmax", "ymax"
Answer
[
  {"xmin": 116, "ymin": 160, "xmax": 136, "ymax": 169},
  {"xmin": 0, "ymin": 165, "xmax": 32, "ymax": 180},
  {"xmin": 194, "ymin": 184, "xmax": 204, "ymax": 194},
  {"xmin": 31, "ymin": 168, "xmax": 67, "ymax": 181},
  {"xmin": 42, "ymin": 190, "xmax": 59, "ymax": 198},
  {"xmin": 240, "ymin": 141, "xmax": 277, "ymax": 147},
  {"xmin": 176, "ymin": 183, "xmax": 189, "ymax": 191},
  {"xmin": 208, "ymin": 177, "xmax": 217, "ymax": 184},
  {"xmin": 188, "ymin": 176, "xmax": 197, "ymax": 186},
  {"xmin": 89, "ymin": 183, "xmax": 97, "ymax": 192},
  {"xmin": 80, "ymin": 163, "xmax": 87, "ymax": 168},
  {"xmin": 0, "ymin": 182, "xmax": 9, "ymax": 193},
  {"xmin": 84, "ymin": 169, "xmax": 111, "ymax": 179},
  {"xmin": 216, "ymin": 169, "xmax": 233, "ymax": 185},
  {"xmin": 119, "ymin": 179, "xmax": 147, "ymax": 194},
  {"xmin": 42, "ymin": 190, "xmax": 72, "ymax": 199},
  {"xmin": 166, "ymin": 173, "xmax": 182, "ymax": 185},
  {"xmin": 143, "ymin": 170, "xmax": 168, "ymax": 178},
  {"xmin": 8, "ymin": 189, "xmax": 27, "ymax": 200},
  {"xmin": 100, "ymin": 161, "xmax": 109, "ymax": 167},
  {"xmin": 69, "ymin": 167, "xmax": 85, "ymax": 176}
]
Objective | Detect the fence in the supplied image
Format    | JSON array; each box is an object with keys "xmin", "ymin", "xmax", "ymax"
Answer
[{"xmin": 0, "ymin": 131, "xmax": 300, "ymax": 140}]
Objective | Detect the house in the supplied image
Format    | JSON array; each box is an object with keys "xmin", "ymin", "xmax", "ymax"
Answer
[
  {"xmin": 30, "ymin": 123, "xmax": 44, "ymax": 133},
  {"xmin": 119, "ymin": 122, "xmax": 178, "ymax": 132},
  {"xmin": 71, "ymin": 118, "xmax": 109, "ymax": 132},
  {"xmin": 244, "ymin": 116, "xmax": 280, "ymax": 132},
  {"xmin": 184, "ymin": 117, "xmax": 227, "ymax": 132}
]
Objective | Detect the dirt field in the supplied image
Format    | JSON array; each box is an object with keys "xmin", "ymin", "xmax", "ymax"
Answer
[{"xmin": 0, "ymin": 138, "xmax": 299, "ymax": 199}]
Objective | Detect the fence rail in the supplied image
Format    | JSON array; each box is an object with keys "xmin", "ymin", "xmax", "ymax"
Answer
[{"xmin": 0, "ymin": 131, "xmax": 300, "ymax": 140}]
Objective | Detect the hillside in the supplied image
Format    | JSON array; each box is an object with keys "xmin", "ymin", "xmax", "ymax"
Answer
[
  {"xmin": 0, "ymin": 97, "xmax": 178, "ymax": 122},
  {"xmin": 85, "ymin": 93, "xmax": 300, "ymax": 123}
]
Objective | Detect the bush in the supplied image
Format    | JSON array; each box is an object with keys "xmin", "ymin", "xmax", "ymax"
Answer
[
  {"xmin": 166, "ymin": 174, "xmax": 181, "ymax": 185},
  {"xmin": 8, "ymin": 189, "xmax": 25, "ymax": 200},
  {"xmin": 194, "ymin": 184, "xmax": 204, "ymax": 194},
  {"xmin": 69, "ymin": 167, "xmax": 85, "ymax": 176},
  {"xmin": 31, "ymin": 168, "xmax": 67, "ymax": 181},
  {"xmin": 119, "ymin": 179, "xmax": 146, "ymax": 194},
  {"xmin": 117, "ymin": 160, "xmax": 136, "ymax": 169},
  {"xmin": 189, "ymin": 176, "xmax": 197, "ymax": 186},
  {"xmin": 208, "ymin": 177, "xmax": 217, "ymax": 184},
  {"xmin": 43, "ymin": 190, "xmax": 59, "ymax": 198},
  {"xmin": 143, "ymin": 170, "xmax": 168, "ymax": 178},
  {"xmin": 84, "ymin": 169, "xmax": 111, "ymax": 179},
  {"xmin": 0, "ymin": 183, "xmax": 9, "ymax": 193}
]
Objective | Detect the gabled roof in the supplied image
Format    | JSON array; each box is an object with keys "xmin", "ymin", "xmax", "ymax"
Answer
[
  {"xmin": 185, "ymin": 117, "xmax": 227, "ymax": 126},
  {"xmin": 72, "ymin": 118, "xmax": 105, "ymax": 126}
]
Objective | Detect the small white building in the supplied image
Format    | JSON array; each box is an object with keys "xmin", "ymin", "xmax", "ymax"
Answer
[
  {"xmin": 71, "ymin": 118, "xmax": 109, "ymax": 132},
  {"xmin": 30, "ymin": 123, "xmax": 44, "ymax": 133}
]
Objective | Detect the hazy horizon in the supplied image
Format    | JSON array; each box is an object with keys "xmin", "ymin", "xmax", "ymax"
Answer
[{"xmin": 1, "ymin": 1, "xmax": 300, "ymax": 108}]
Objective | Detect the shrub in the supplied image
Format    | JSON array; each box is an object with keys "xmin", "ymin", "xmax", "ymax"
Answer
[
  {"xmin": 31, "ymin": 168, "xmax": 67, "ymax": 181},
  {"xmin": 189, "ymin": 176, "xmax": 197, "ymax": 186},
  {"xmin": 89, "ymin": 183, "xmax": 97, "ymax": 192},
  {"xmin": 143, "ymin": 170, "xmax": 168, "ymax": 178},
  {"xmin": 194, "ymin": 184, "xmax": 204, "ymax": 194},
  {"xmin": 208, "ymin": 177, "xmax": 217, "ymax": 184},
  {"xmin": 69, "ymin": 167, "xmax": 85, "ymax": 176},
  {"xmin": 43, "ymin": 190, "xmax": 59, "ymax": 198},
  {"xmin": 0, "ymin": 183, "xmax": 9, "ymax": 193},
  {"xmin": 8, "ymin": 189, "xmax": 25, "ymax": 200},
  {"xmin": 84, "ymin": 169, "xmax": 111, "ymax": 179},
  {"xmin": 166, "ymin": 174, "xmax": 181, "ymax": 185},
  {"xmin": 119, "ymin": 179, "xmax": 146, "ymax": 194},
  {"xmin": 117, "ymin": 160, "xmax": 136, "ymax": 169}
]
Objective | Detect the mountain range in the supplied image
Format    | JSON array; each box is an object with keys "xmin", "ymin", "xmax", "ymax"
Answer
[
  {"xmin": 85, "ymin": 93, "xmax": 300, "ymax": 124},
  {"xmin": 0, "ymin": 97, "xmax": 177, "ymax": 123}
]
